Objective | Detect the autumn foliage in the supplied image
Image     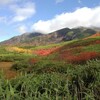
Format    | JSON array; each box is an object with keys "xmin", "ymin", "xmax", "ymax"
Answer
[
  {"xmin": 84, "ymin": 32, "xmax": 100, "ymax": 39},
  {"xmin": 7, "ymin": 47, "xmax": 32, "ymax": 53},
  {"xmin": 32, "ymin": 47, "xmax": 59, "ymax": 56},
  {"xmin": 66, "ymin": 52, "xmax": 100, "ymax": 64}
]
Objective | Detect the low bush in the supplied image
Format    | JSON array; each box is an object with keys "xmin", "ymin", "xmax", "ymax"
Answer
[
  {"xmin": 67, "ymin": 51, "xmax": 100, "ymax": 64},
  {"xmin": 11, "ymin": 61, "xmax": 31, "ymax": 71},
  {"xmin": 0, "ymin": 60, "xmax": 99, "ymax": 100},
  {"xmin": 31, "ymin": 60, "xmax": 72, "ymax": 74}
]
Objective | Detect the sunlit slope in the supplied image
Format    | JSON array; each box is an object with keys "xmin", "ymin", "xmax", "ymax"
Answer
[{"xmin": 46, "ymin": 37, "xmax": 100, "ymax": 64}]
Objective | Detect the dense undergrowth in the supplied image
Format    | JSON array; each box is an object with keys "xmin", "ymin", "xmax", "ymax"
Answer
[
  {"xmin": 0, "ymin": 60, "xmax": 100, "ymax": 100},
  {"xmin": 0, "ymin": 37, "xmax": 100, "ymax": 99}
]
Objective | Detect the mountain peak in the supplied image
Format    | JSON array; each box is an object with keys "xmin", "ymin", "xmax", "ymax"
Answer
[{"xmin": 0, "ymin": 27, "xmax": 99, "ymax": 46}]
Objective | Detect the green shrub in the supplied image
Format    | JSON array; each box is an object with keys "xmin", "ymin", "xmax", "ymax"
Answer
[
  {"xmin": 0, "ymin": 59, "xmax": 100, "ymax": 100},
  {"xmin": 31, "ymin": 60, "xmax": 72, "ymax": 74},
  {"xmin": 11, "ymin": 61, "xmax": 31, "ymax": 71}
]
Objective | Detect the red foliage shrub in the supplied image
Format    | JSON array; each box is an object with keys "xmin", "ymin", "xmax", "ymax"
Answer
[
  {"xmin": 95, "ymin": 40, "xmax": 100, "ymax": 44},
  {"xmin": 29, "ymin": 58, "xmax": 38, "ymax": 65},
  {"xmin": 59, "ymin": 47, "xmax": 83, "ymax": 61},
  {"xmin": 33, "ymin": 47, "xmax": 59, "ymax": 56},
  {"xmin": 67, "ymin": 52, "xmax": 100, "ymax": 64}
]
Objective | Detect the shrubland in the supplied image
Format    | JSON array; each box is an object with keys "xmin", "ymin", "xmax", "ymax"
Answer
[
  {"xmin": 0, "ymin": 60, "xmax": 100, "ymax": 100},
  {"xmin": 0, "ymin": 37, "xmax": 100, "ymax": 99}
]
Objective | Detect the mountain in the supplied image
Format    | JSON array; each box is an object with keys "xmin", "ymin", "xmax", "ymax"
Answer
[
  {"xmin": 0, "ymin": 32, "xmax": 43, "ymax": 46},
  {"xmin": 0, "ymin": 27, "xmax": 98, "ymax": 46},
  {"xmin": 91, "ymin": 27, "xmax": 100, "ymax": 32}
]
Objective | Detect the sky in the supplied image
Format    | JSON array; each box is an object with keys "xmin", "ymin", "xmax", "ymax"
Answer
[{"xmin": 0, "ymin": 0, "xmax": 100, "ymax": 42}]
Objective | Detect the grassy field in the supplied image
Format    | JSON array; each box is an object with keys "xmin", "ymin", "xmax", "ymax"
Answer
[{"xmin": 0, "ymin": 37, "xmax": 100, "ymax": 100}]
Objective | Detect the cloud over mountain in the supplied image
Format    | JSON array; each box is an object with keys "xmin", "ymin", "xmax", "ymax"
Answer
[
  {"xmin": 32, "ymin": 6, "xmax": 100, "ymax": 33},
  {"xmin": 18, "ymin": 25, "xmax": 27, "ymax": 34}
]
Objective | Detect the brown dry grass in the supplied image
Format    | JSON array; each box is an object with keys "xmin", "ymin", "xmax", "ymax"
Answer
[{"xmin": 0, "ymin": 62, "xmax": 18, "ymax": 79}]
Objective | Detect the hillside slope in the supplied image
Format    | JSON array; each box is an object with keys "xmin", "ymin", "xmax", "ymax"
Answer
[
  {"xmin": 84, "ymin": 32, "xmax": 100, "ymax": 39},
  {"xmin": 49, "ymin": 37, "xmax": 100, "ymax": 64},
  {"xmin": 0, "ymin": 27, "xmax": 97, "ymax": 46}
]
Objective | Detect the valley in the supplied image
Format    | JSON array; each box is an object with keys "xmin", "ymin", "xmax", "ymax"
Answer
[{"xmin": 0, "ymin": 28, "xmax": 100, "ymax": 100}]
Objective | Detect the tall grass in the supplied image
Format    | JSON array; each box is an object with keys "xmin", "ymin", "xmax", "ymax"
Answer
[{"xmin": 0, "ymin": 60, "xmax": 100, "ymax": 100}]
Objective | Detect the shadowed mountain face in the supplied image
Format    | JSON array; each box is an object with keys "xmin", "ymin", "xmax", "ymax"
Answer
[{"xmin": 0, "ymin": 27, "xmax": 98, "ymax": 46}]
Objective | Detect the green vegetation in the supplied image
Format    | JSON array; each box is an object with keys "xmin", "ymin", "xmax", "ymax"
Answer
[
  {"xmin": 0, "ymin": 53, "xmax": 33, "ymax": 62},
  {"xmin": 0, "ymin": 46, "xmax": 35, "ymax": 62},
  {"xmin": 67, "ymin": 31, "xmax": 74, "ymax": 36},
  {"xmin": 66, "ymin": 37, "xmax": 100, "ymax": 48},
  {"xmin": 0, "ymin": 60, "xmax": 100, "ymax": 99},
  {"xmin": 19, "ymin": 40, "xmax": 77, "ymax": 50},
  {"xmin": 0, "ymin": 37, "xmax": 100, "ymax": 99},
  {"xmin": 84, "ymin": 44, "xmax": 100, "ymax": 52}
]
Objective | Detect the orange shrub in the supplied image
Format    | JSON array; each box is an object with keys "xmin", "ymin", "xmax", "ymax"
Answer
[{"xmin": 32, "ymin": 47, "xmax": 59, "ymax": 56}]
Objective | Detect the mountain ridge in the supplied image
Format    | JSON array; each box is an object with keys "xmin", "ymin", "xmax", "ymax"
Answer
[{"xmin": 0, "ymin": 27, "xmax": 99, "ymax": 46}]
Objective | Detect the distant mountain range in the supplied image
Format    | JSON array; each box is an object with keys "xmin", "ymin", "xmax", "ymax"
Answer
[{"xmin": 0, "ymin": 27, "xmax": 99, "ymax": 46}]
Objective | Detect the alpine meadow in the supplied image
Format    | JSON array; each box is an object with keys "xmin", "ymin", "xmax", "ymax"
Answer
[{"xmin": 0, "ymin": 0, "xmax": 100, "ymax": 100}]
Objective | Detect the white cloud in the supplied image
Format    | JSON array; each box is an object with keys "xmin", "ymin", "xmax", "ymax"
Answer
[
  {"xmin": 31, "ymin": 6, "xmax": 100, "ymax": 33},
  {"xmin": 11, "ymin": 2, "xmax": 36, "ymax": 22},
  {"xmin": 18, "ymin": 25, "xmax": 27, "ymax": 34},
  {"xmin": 0, "ymin": 0, "xmax": 23, "ymax": 5},
  {"xmin": 0, "ymin": 0, "xmax": 14, "ymax": 5},
  {"xmin": 56, "ymin": 0, "xmax": 64, "ymax": 3}
]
